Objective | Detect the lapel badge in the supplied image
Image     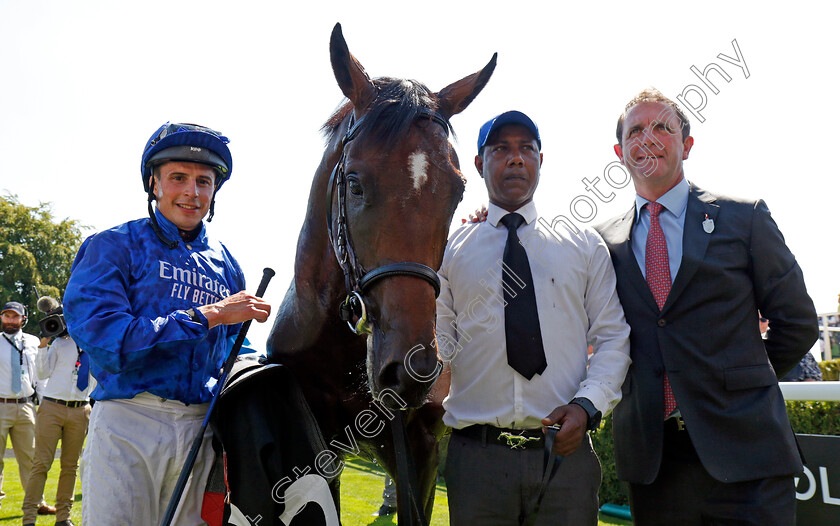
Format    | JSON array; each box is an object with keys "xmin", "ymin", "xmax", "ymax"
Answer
[{"xmin": 702, "ymin": 213, "xmax": 715, "ymax": 234}]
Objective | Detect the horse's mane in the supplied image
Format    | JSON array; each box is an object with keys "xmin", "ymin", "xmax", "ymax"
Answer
[{"xmin": 321, "ymin": 77, "xmax": 454, "ymax": 150}]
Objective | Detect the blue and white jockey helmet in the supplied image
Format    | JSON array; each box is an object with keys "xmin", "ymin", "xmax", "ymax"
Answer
[{"xmin": 140, "ymin": 122, "xmax": 233, "ymax": 192}]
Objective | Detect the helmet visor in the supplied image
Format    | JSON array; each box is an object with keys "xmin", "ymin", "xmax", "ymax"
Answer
[{"xmin": 145, "ymin": 145, "xmax": 229, "ymax": 176}]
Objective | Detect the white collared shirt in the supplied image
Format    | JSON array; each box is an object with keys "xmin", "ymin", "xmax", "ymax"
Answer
[
  {"xmin": 0, "ymin": 329, "xmax": 39, "ymax": 398},
  {"xmin": 437, "ymin": 201, "xmax": 631, "ymax": 429},
  {"xmin": 36, "ymin": 335, "xmax": 96, "ymax": 401}
]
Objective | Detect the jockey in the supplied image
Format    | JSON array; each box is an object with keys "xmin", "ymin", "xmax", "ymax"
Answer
[{"xmin": 64, "ymin": 122, "xmax": 271, "ymax": 525}]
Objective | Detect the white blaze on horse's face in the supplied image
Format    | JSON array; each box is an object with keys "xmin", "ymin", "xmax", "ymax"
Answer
[{"xmin": 408, "ymin": 150, "xmax": 429, "ymax": 192}]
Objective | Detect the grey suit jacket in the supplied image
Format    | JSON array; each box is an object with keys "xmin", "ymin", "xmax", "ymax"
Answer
[{"xmin": 595, "ymin": 184, "xmax": 818, "ymax": 484}]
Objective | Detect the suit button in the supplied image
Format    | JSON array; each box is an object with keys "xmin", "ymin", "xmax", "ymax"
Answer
[{"xmin": 657, "ymin": 319, "xmax": 667, "ymax": 327}]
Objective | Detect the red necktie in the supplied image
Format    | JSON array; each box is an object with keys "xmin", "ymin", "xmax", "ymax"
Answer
[{"xmin": 644, "ymin": 202, "xmax": 677, "ymax": 418}]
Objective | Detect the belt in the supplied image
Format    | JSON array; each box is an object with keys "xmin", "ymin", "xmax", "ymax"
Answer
[
  {"xmin": 454, "ymin": 424, "xmax": 546, "ymax": 449},
  {"xmin": 44, "ymin": 396, "xmax": 88, "ymax": 408},
  {"xmin": 665, "ymin": 414, "xmax": 687, "ymax": 432},
  {"xmin": 663, "ymin": 414, "xmax": 697, "ymax": 461},
  {"xmin": 0, "ymin": 397, "xmax": 31, "ymax": 403}
]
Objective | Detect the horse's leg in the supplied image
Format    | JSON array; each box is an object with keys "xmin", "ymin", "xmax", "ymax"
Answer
[
  {"xmin": 330, "ymin": 473, "xmax": 342, "ymax": 525},
  {"xmin": 369, "ymin": 416, "xmax": 433, "ymax": 524},
  {"xmin": 409, "ymin": 403, "xmax": 448, "ymax": 522},
  {"xmin": 412, "ymin": 431, "xmax": 439, "ymax": 521}
]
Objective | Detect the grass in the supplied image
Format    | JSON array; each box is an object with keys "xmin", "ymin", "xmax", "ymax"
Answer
[
  {"xmin": 0, "ymin": 451, "xmax": 632, "ymax": 525},
  {"xmin": 0, "ymin": 452, "xmax": 82, "ymax": 525},
  {"xmin": 340, "ymin": 457, "xmax": 448, "ymax": 526}
]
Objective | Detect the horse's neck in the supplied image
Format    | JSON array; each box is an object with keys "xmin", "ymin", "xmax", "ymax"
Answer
[{"xmin": 271, "ymin": 141, "xmax": 348, "ymax": 353}]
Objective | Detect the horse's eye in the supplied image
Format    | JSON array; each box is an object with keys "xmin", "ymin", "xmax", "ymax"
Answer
[{"xmin": 347, "ymin": 176, "xmax": 364, "ymax": 197}]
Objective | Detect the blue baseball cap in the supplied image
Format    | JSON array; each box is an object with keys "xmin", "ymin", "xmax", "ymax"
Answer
[
  {"xmin": 2, "ymin": 302, "xmax": 26, "ymax": 316},
  {"xmin": 477, "ymin": 110, "xmax": 541, "ymax": 153}
]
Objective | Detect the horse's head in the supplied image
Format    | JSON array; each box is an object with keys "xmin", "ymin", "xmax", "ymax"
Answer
[{"xmin": 325, "ymin": 24, "xmax": 495, "ymax": 409}]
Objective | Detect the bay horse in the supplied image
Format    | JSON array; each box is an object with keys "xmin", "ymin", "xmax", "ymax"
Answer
[{"xmin": 266, "ymin": 23, "xmax": 495, "ymax": 523}]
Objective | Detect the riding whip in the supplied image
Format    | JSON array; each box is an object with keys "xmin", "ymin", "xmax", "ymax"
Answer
[{"xmin": 161, "ymin": 267, "xmax": 275, "ymax": 526}]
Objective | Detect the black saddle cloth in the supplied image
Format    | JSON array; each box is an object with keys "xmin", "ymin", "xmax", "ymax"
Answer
[{"xmin": 206, "ymin": 357, "xmax": 339, "ymax": 526}]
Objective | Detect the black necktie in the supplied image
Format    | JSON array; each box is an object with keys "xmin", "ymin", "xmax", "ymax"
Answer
[{"xmin": 500, "ymin": 213, "xmax": 547, "ymax": 380}]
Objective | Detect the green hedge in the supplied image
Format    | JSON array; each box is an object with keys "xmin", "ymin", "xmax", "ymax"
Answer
[
  {"xmin": 787, "ymin": 400, "xmax": 840, "ymax": 435},
  {"xmin": 818, "ymin": 359, "xmax": 840, "ymax": 381},
  {"xmin": 591, "ymin": 413, "xmax": 627, "ymax": 506},
  {"xmin": 592, "ymin": 398, "xmax": 840, "ymax": 507}
]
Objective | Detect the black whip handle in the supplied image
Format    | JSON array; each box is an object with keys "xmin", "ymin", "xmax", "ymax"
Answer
[{"xmin": 218, "ymin": 267, "xmax": 275, "ymax": 381}]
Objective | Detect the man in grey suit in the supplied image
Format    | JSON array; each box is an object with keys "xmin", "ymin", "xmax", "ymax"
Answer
[{"xmin": 595, "ymin": 88, "xmax": 819, "ymax": 525}]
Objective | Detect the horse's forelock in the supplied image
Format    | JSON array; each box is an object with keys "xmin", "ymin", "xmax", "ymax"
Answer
[
  {"xmin": 321, "ymin": 103, "xmax": 353, "ymax": 144},
  {"xmin": 321, "ymin": 77, "xmax": 453, "ymax": 150}
]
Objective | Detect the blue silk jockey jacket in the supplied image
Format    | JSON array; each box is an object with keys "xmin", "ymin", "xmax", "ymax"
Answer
[{"xmin": 64, "ymin": 208, "xmax": 246, "ymax": 404}]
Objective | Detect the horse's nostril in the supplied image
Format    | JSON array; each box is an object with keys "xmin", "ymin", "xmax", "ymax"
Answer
[{"xmin": 379, "ymin": 362, "xmax": 402, "ymax": 389}]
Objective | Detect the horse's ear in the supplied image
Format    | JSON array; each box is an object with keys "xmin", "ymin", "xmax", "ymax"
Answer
[
  {"xmin": 330, "ymin": 23, "xmax": 376, "ymax": 111},
  {"xmin": 436, "ymin": 53, "xmax": 497, "ymax": 120}
]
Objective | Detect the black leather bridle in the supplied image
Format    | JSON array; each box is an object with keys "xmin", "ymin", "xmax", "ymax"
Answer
[{"xmin": 326, "ymin": 108, "xmax": 448, "ymax": 334}]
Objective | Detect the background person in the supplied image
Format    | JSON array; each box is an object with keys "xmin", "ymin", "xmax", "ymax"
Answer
[
  {"xmin": 765, "ymin": 311, "xmax": 822, "ymax": 382},
  {"xmin": 373, "ymin": 475, "xmax": 396, "ymax": 517},
  {"xmin": 437, "ymin": 111, "xmax": 631, "ymax": 525},
  {"xmin": 0, "ymin": 301, "xmax": 55, "ymax": 516},
  {"xmin": 64, "ymin": 122, "xmax": 271, "ymax": 525},
  {"xmin": 21, "ymin": 295, "xmax": 95, "ymax": 526},
  {"xmin": 779, "ymin": 351, "xmax": 822, "ymax": 382},
  {"xmin": 596, "ymin": 88, "xmax": 819, "ymax": 525}
]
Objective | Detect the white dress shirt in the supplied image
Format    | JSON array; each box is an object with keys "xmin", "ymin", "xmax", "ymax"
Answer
[
  {"xmin": 36, "ymin": 335, "xmax": 96, "ymax": 401},
  {"xmin": 0, "ymin": 329, "xmax": 39, "ymax": 399},
  {"xmin": 437, "ymin": 201, "xmax": 631, "ymax": 429}
]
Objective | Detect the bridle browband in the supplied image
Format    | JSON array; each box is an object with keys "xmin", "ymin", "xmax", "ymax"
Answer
[{"xmin": 326, "ymin": 107, "xmax": 449, "ymax": 334}]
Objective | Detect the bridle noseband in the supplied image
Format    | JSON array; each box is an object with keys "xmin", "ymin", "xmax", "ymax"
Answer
[{"xmin": 326, "ymin": 108, "xmax": 449, "ymax": 334}]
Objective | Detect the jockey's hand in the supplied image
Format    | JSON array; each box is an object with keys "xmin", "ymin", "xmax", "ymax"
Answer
[
  {"xmin": 199, "ymin": 291, "xmax": 271, "ymax": 329},
  {"xmin": 541, "ymin": 403, "xmax": 588, "ymax": 456},
  {"xmin": 461, "ymin": 204, "xmax": 488, "ymax": 224}
]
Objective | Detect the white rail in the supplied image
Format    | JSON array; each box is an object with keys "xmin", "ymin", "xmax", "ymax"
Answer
[{"xmin": 780, "ymin": 381, "xmax": 840, "ymax": 402}]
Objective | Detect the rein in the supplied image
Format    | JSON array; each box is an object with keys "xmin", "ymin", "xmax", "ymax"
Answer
[
  {"xmin": 326, "ymin": 108, "xmax": 447, "ymax": 335},
  {"xmin": 390, "ymin": 411, "xmax": 428, "ymax": 526}
]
